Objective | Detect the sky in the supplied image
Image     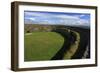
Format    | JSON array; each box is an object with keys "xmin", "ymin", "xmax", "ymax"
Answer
[{"xmin": 24, "ymin": 11, "xmax": 90, "ymax": 27}]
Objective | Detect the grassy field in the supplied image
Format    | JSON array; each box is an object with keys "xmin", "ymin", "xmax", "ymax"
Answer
[{"xmin": 24, "ymin": 32, "xmax": 64, "ymax": 61}]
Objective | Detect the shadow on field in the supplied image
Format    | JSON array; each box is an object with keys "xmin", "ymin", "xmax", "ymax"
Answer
[
  {"xmin": 51, "ymin": 27, "xmax": 90, "ymax": 60},
  {"xmin": 68, "ymin": 27, "xmax": 90, "ymax": 59},
  {"xmin": 51, "ymin": 29, "xmax": 76, "ymax": 60}
]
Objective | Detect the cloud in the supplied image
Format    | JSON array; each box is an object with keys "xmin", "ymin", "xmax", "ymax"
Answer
[
  {"xmin": 24, "ymin": 12, "xmax": 41, "ymax": 16},
  {"xmin": 76, "ymin": 19, "xmax": 90, "ymax": 26},
  {"xmin": 24, "ymin": 11, "xmax": 90, "ymax": 27},
  {"xmin": 55, "ymin": 15, "xmax": 79, "ymax": 20},
  {"xmin": 29, "ymin": 18, "xmax": 36, "ymax": 21},
  {"xmin": 79, "ymin": 14, "xmax": 86, "ymax": 17},
  {"xmin": 25, "ymin": 17, "xmax": 36, "ymax": 20},
  {"xmin": 25, "ymin": 11, "xmax": 52, "ymax": 18}
]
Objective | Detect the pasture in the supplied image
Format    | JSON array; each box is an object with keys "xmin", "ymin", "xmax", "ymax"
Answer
[{"xmin": 24, "ymin": 32, "xmax": 64, "ymax": 61}]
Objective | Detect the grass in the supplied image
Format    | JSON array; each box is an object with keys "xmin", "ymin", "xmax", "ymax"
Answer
[
  {"xmin": 24, "ymin": 32, "xmax": 64, "ymax": 61},
  {"xmin": 63, "ymin": 30, "xmax": 80, "ymax": 59}
]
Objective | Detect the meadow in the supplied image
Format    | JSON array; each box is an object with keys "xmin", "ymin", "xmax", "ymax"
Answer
[{"xmin": 24, "ymin": 32, "xmax": 64, "ymax": 61}]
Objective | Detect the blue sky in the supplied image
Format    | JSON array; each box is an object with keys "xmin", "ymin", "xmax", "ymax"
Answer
[{"xmin": 24, "ymin": 11, "xmax": 90, "ymax": 27}]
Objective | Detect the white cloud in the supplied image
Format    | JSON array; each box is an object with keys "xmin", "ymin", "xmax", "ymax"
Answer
[
  {"xmin": 76, "ymin": 19, "xmax": 90, "ymax": 26},
  {"xmin": 56, "ymin": 15, "xmax": 79, "ymax": 20},
  {"xmin": 79, "ymin": 14, "xmax": 86, "ymax": 17},
  {"xmin": 25, "ymin": 12, "xmax": 44, "ymax": 17},
  {"xmin": 25, "ymin": 11, "xmax": 79, "ymax": 20},
  {"xmin": 25, "ymin": 11, "xmax": 90, "ymax": 27},
  {"xmin": 29, "ymin": 18, "xmax": 36, "ymax": 21}
]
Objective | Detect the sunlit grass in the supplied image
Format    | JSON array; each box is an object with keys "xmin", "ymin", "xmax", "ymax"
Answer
[{"xmin": 24, "ymin": 32, "xmax": 64, "ymax": 61}]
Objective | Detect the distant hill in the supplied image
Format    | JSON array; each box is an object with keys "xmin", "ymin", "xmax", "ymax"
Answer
[{"xmin": 24, "ymin": 24, "xmax": 90, "ymax": 33}]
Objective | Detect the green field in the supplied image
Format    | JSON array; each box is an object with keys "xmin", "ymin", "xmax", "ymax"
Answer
[{"xmin": 24, "ymin": 32, "xmax": 64, "ymax": 61}]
